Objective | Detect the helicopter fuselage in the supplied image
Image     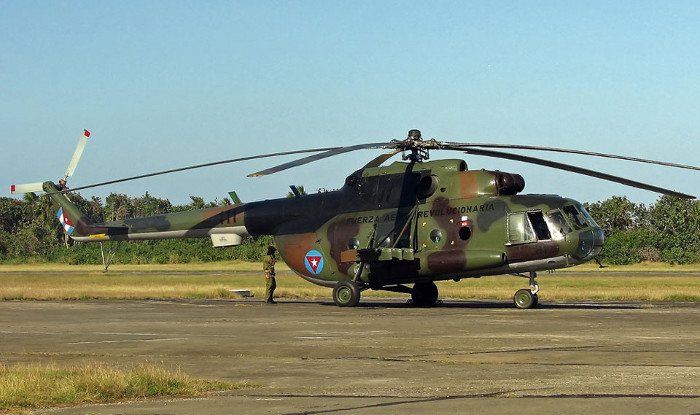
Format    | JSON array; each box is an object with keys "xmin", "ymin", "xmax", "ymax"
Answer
[{"xmin": 242, "ymin": 159, "xmax": 604, "ymax": 288}]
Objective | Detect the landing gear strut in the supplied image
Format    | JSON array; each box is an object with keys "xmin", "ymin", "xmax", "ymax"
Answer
[
  {"xmin": 513, "ymin": 271, "xmax": 539, "ymax": 309},
  {"xmin": 99, "ymin": 241, "xmax": 121, "ymax": 272}
]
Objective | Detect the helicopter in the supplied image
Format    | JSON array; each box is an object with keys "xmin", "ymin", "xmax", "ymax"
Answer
[{"xmin": 11, "ymin": 129, "xmax": 699, "ymax": 308}]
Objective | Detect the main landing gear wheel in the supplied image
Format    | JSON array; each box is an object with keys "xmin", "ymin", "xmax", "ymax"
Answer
[
  {"xmin": 513, "ymin": 289, "xmax": 538, "ymax": 309},
  {"xmin": 333, "ymin": 280, "xmax": 361, "ymax": 307},
  {"xmin": 411, "ymin": 281, "xmax": 439, "ymax": 307}
]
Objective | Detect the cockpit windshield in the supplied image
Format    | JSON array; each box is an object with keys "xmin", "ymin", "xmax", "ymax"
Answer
[
  {"xmin": 577, "ymin": 203, "xmax": 599, "ymax": 228},
  {"xmin": 545, "ymin": 210, "xmax": 571, "ymax": 240},
  {"xmin": 562, "ymin": 204, "xmax": 590, "ymax": 230}
]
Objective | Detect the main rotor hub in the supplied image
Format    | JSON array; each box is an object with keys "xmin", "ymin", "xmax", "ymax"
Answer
[{"xmin": 402, "ymin": 129, "xmax": 432, "ymax": 162}]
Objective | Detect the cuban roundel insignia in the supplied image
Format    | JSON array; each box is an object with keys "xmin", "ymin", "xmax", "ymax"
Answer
[
  {"xmin": 304, "ymin": 250, "xmax": 324, "ymax": 275},
  {"xmin": 56, "ymin": 207, "xmax": 75, "ymax": 236}
]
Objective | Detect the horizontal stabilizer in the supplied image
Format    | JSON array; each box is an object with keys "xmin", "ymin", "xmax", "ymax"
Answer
[
  {"xmin": 211, "ymin": 233, "xmax": 244, "ymax": 247},
  {"xmin": 11, "ymin": 182, "xmax": 44, "ymax": 194}
]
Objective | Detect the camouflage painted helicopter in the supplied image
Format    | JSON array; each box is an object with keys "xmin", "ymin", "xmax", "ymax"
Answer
[{"xmin": 11, "ymin": 129, "xmax": 699, "ymax": 308}]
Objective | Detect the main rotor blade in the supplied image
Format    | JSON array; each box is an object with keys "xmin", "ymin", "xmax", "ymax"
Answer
[
  {"xmin": 443, "ymin": 142, "xmax": 700, "ymax": 172},
  {"xmin": 66, "ymin": 147, "xmax": 345, "ymax": 193},
  {"xmin": 363, "ymin": 149, "xmax": 402, "ymax": 169},
  {"xmin": 248, "ymin": 142, "xmax": 395, "ymax": 177},
  {"xmin": 452, "ymin": 147, "xmax": 696, "ymax": 199}
]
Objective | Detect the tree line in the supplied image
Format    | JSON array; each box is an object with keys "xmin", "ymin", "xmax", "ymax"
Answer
[
  {"xmin": 1, "ymin": 192, "xmax": 698, "ymax": 265},
  {"xmin": 584, "ymin": 195, "xmax": 699, "ymax": 264},
  {"xmin": 0, "ymin": 192, "xmax": 273, "ymax": 265}
]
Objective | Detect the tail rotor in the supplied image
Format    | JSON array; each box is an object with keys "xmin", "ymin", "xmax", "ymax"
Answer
[{"xmin": 11, "ymin": 129, "xmax": 91, "ymax": 194}]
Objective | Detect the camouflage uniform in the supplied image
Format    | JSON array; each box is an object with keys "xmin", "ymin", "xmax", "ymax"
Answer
[{"xmin": 263, "ymin": 247, "xmax": 277, "ymax": 303}]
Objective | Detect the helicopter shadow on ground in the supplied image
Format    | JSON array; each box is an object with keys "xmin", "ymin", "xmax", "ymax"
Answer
[{"xmin": 312, "ymin": 299, "xmax": 645, "ymax": 310}]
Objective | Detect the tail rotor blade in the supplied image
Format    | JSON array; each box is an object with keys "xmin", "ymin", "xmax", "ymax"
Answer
[
  {"xmin": 11, "ymin": 182, "xmax": 45, "ymax": 194},
  {"xmin": 64, "ymin": 129, "xmax": 91, "ymax": 180}
]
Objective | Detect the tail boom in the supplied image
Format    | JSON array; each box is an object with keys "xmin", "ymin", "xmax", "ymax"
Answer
[{"xmin": 43, "ymin": 181, "xmax": 250, "ymax": 246}]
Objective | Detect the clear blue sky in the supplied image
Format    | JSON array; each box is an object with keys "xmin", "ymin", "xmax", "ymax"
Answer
[{"xmin": 2, "ymin": 1, "xmax": 699, "ymax": 206}]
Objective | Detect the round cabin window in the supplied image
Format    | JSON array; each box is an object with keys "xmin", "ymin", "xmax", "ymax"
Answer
[{"xmin": 459, "ymin": 226, "xmax": 472, "ymax": 241}]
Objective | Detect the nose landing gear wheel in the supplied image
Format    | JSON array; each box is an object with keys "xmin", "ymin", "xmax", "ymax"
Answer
[
  {"xmin": 333, "ymin": 280, "xmax": 361, "ymax": 307},
  {"xmin": 513, "ymin": 288, "xmax": 538, "ymax": 309},
  {"xmin": 411, "ymin": 281, "xmax": 439, "ymax": 307}
]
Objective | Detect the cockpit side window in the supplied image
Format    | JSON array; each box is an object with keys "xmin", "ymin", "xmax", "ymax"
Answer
[
  {"xmin": 545, "ymin": 210, "xmax": 571, "ymax": 240},
  {"xmin": 528, "ymin": 211, "xmax": 551, "ymax": 240},
  {"xmin": 563, "ymin": 205, "xmax": 589, "ymax": 229}
]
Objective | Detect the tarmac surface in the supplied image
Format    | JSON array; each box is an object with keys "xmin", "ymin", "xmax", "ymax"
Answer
[{"xmin": 1, "ymin": 298, "xmax": 698, "ymax": 414}]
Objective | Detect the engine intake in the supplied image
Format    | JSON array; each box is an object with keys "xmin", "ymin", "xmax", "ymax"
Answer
[{"xmin": 496, "ymin": 172, "xmax": 525, "ymax": 195}]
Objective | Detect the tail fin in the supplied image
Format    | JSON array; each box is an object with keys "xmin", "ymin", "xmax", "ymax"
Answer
[{"xmin": 43, "ymin": 181, "xmax": 94, "ymax": 238}]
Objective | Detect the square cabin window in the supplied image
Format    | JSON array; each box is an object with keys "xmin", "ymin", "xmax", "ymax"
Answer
[{"xmin": 508, "ymin": 212, "xmax": 536, "ymax": 244}]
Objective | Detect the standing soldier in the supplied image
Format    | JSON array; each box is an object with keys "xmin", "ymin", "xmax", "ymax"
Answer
[{"xmin": 263, "ymin": 246, "xmax": 277, "ymax": 304}]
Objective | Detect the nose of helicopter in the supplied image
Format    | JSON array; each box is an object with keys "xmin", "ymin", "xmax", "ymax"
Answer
[{"xmin": 573, "ymin": 226, "xmax": 605, "ymax": 261}]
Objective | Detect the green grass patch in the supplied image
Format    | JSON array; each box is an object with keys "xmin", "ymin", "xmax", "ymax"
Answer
[{"xmin": 0, "ymin": 362, "xmax": 255, "ymax": 412}]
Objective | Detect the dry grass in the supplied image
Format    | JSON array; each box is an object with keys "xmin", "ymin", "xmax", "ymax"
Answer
[
  {"xmin": 436, "ymin": 275, "xmax": 700, "ymax": 301},
  {"xmin": 0, "ymin": 260, "xmax": 290, "ymax": 274},
  {"xmin": 556, "ymin": 261, "xmax": 700, "ymax": 273},
  {"xmin": 0, "ymin": 262, "xmax": 697, "ymax": 302},
  {"xmin": 0, "ymin": 362, "xmax": 254, "ymax": 412}
]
